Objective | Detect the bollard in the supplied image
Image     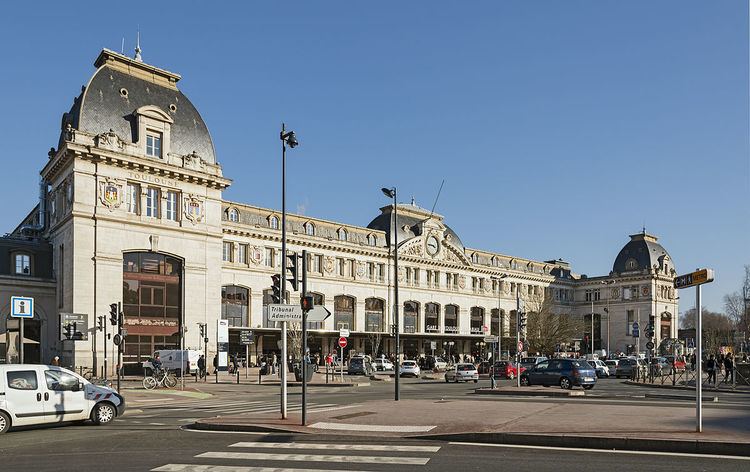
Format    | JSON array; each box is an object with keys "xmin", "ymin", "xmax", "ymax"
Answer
[{"xmin": 237, "ymin": 368, "xmax": 240, "ymax": 384}]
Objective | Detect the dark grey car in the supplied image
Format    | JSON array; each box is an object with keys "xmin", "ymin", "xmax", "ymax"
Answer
[{"xmin": 520, "ymin": 359, "xmax": 597, "ymax": 390}]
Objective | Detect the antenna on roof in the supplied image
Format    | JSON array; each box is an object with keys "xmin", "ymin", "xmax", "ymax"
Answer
[
  {"xmin": 428, "ymin": 179, "xmax": 445, "ymax": 220},
  {"xmin": 121, "ymin": 37, "xmax": 125, "ymax": 54},
  {"xmin": 134, "ymin": 28, "xmax": 142, "ymax": 62}
]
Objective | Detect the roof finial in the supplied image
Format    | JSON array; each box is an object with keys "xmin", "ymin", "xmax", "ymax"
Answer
[
  {"xmin": 411, "ymin": 196, "xmax": 416, "ymax": 206},
  {"xmin": 134, "ymin": 28, "xmax": 142, "ymax": 62}
]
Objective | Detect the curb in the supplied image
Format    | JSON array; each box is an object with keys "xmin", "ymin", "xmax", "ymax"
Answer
[
  {"xmin": 186, "ymin": 422, "xmax": 308, "ymax": 434},
  {"xmin": 474, "ymin": 388, "xmax": 585, "ymax": 397},
  {"xmin": 624, "ymin": 380, "xmax": 750, "ymax": 395},
  {"xmin": 644, "ymin": 393, "xmax": 719, "ymax": 402},
  {"xmin": 410, "ymin": 431, "xmax": 750, "ymax": 457}
]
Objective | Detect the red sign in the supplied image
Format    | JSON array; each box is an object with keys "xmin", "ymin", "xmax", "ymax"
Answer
[
  {"xmin": 338, "ymin": 337, "xmax": 348, "ymax": 348},
  {"xmin": 517, "ymin": 341, "xmax": 524, "ymax": 352}
]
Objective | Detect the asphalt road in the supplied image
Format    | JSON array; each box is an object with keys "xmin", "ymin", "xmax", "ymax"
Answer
[{"xmin": 2, "ymin": 375, "xmax": 748, "ymax": 471}]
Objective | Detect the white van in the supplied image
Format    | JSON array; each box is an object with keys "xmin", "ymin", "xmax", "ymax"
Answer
[
  {"xmin": 142, "ymin": 349, "xmax": 203, "ymax": 376},
  {"xmin": 0, "ymin": 364, "xmax": 125, "ymax": 434}
]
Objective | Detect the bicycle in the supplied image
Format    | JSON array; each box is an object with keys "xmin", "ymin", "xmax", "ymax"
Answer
[{"xmin": 143, "ymin": 369, "xmax": 178, "ymax": 390}]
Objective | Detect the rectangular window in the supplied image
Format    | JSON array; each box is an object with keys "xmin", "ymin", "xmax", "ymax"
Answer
[
  {"xmin": 593, "ymin": 289, "xmax": 601, "ymax": 301},
  {"xmin": 165, "ymin": 191, "xmax": 178, "ymax": 221},
  {"xmin": 378, "ymin": 263, "xmax": 385, "ymax": 282},
  {"xmin": 337, "ymin": 258, "xmax": 345, "ymax": 277},
  {"xmin": 15, "ymin": 254, "xmax": 30, "ymax": 275},
  {"xmin": 223, "ymin": 242, "xmax": 233, "ymax": 262},
  {"xmin": 585, "ymin": 289, "xmax": 592, "ymax": 302},
  {"xmin": 446, "ymin": 273, "xmax": 452, "ymax": 290},
  {"xmin": 265, "ymin": 248, "xmax": 274, "ymax": 268},
  {"xmin": 427, "ymin": 271, "xmax": 433, "ymax": 287},
  {"xmin": 349, "ymin": 259, "xmax": 355, "ymax": 279},
  {"xmin": 126, "ymin": 183, "xmax": 140, "ymax": 214},
  {"xmin": 627, "ymin": 310, "xmax": 635, "ymax": 335},
  {"xmin": 145, "ymin": 188, "xmax": 159, "ymax": 218},
  {"xmin": 237, "ymin": 244, "xmax": 247, "ymax": 264},
  {"xmin": 146, "ymin": 132, "xmax": 162, "ymax": 157},
  {"xmin": 413, "ymin": 269, "xmax": 420, "ymax": 286},
  {"xmin": 368, "ymin": 262, "xmax": 375, "ymax": 281}
]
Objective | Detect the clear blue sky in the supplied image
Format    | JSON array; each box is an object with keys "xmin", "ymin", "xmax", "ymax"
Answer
[{"xmin": 1, "ymin": 1, "xmax": 747, "ymax": 313}]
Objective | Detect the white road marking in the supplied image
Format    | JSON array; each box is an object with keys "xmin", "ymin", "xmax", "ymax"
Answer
[
  {"xmin": 448, "ymin": 442, "xmax": 750, "ymax": 461},
  {"xmin": 229, "ymin": 442, "xmax": 441, "ymax": 452},
  {"xmin": 153, "ymin": 465, "xmax": 370, "ymax": 472},
  {"xmin": 149, "ymin": 423, "xmax": 167, "ymax": 426},
  {"xmin": 196, "ymin": 451, "xmax": 430, "ymax": 465},
  {"xmin": 309, "ymin": 422, "xmax": 436, "ymax": 432}
]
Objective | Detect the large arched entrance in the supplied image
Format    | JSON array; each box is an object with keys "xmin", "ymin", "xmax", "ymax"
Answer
[{"xmin": 122, "ymin": 252, "xmax": 183, "ymax": 374}]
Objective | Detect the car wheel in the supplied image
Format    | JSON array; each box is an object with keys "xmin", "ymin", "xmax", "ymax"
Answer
[
  {"xmin": 583, "ymin": 385, "xmax": 594, "ymax": 390},
  {"xmin": 520, "ymin": 376, "xmax": 530, "ymax": 387},
  {"xmin": 473, "ymin": 379, "xmax": 478, "ymax": 383},
  {"xmin": 91, "ymin": 402, "xmax": 116, "ymax": 425},
  {"xmin": 560, "ymin": 377, "xmax": 572, "ymax": 390},
  {"xmin": 0, "ymin": 411, "xmax": 10, "ymax": 434}
]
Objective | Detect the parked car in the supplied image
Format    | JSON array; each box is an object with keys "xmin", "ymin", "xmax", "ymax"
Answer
[
  {"xmin": 491, "ymin": 361, "xmax": 526, "ymax": 380},
  {"xmin": 589, "ymin": 359, "xmax": 610, "ymax": 378},
  {"xmin": 347, "ymin": 356, "xmax": 374, "ymax": 376},
  {"xmin": 519, "ymin": 359, "xmax": 597, "ymax": 390},
  {"xmin": 519, "ymin": 356, "xmax": 548, "ymax": 371},
  {"xmin": 432, "ymin": 357, "xmax": 448, "ymax": 371},
  {"xmin": 476, "ymin": 361, "xmax": 493, "ymax": 374},
  {"xmin": 604, "ymin": 359, "xmax": 619, "ymax": 373},
  {"xmin": 372, "ymin": 358, "xmax": 394, "ymax": 371},
  {"xmin": 445, "ymin": 363, "xmax": 479, "ymax": 383},
  {"xmin": 615, "ymin": 357, "xmax": 647, "ymax": 378},
  {"xmin": 0, "ymin": 364, "xmax": 125, "ymax": 434},
  {"xmin": 664, "ymin": 355, "xmax": 686, "ymax": 370},
  {"xmin": 649, "ymin": 357, "xmax": 671, "ymax": 376},
  {"xmin": 399, "ymin": 360, "xmax": 421, "ymax": 378}
]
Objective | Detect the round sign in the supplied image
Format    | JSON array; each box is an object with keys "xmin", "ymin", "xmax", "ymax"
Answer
[
  {"xmin": 517, "ymin": 341, "xmax": 524, "ymax": 352},
  {"xmin": 113, "ymin": 334, "xmax": 122, "ymax": 346},
  {"xmin": 338, "ymin": 337, "xmax": 348, "ymax": 348},
  {"xmin": 646, "ymin": 341, "xmax": 655, "ymax": 350}
]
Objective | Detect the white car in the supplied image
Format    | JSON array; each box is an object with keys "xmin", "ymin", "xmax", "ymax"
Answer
[
  {"xmin": 589, "ymin": 359, "xmax": 610, "ymax": 378},
  {"xmin": 399, "ymin": 360, "xmax": 421, "ymax": 377},
  {"xmin": 0, "ymin": 364, "xmax": 125, "ymax": 434},
  {"xmin": 444, "ymin": 363, "xmax": 479, "ymax": 383},
  {"xmin": 373, "ymin": 358, "xmax": 394, "ymax": 371},
  {"xmin": 432, "ymin": 357, "xmax": 448, "ymax": 371}
]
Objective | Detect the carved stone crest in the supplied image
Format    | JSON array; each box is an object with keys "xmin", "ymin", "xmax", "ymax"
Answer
[
  {"xmin": 183, "ymin": 151, "xmax": 207, "ymax": 171},
  {"xmin": 484, "ymin": 279, "xmax": 492, "ymax": 293},
  {"xmin": 98, "ymin": 178, "xmax": 122, "ymax": 210},
  {"xmin": 324, "ymin": 256, "xmax": 335, "ymax": 274},
  {"xmin": 401, "ymin": 242, "xmax": 424, "ymax": 257},
  {"xmin": 457, "ymin": 276, "xmax": 466, "ymax": 290},
  {"xmin": 641, "ymin": 285, "xmax": 650, "ymax": 297},
  {"xmin": 183, "ymin": 195, "xmax": 204, "ymax": 224},
  {"xmin": 356, "ymin": 261, "xmax": 367, "ymax": 278},
  {"xmin": 249, "ymin": 246, "xmax": 263, "ymax": 265},
  {"xmin": 95, "ymin": 129, "xmax": 125, "ymax": 151},
  {"xmin": 611, "ymin": 287, "xmax": 620, "ymax": 299}
]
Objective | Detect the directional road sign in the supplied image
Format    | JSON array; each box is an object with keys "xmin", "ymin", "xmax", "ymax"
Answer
[
  {"xmin": 632, "ymin": 321, "xmax": 640, "ymax": 338},
  {"xmin": 11, "ymin": 296, "xmax": 34, "ymax": 318},
  {"xmin": 339, "ymin": 328, "xmax": 350, "ymax": 338},
  {"xmin": 484, "ymin": 335, "xmax": 498, "ymax": 343},
  {"xmin": 268, "ymin": 304, "xmax": 303, "ymax": 322},
  {"xmin": 674, "ymin": 269, "xmax": 715, "ymax": 289},
  {"xmin": 338, "ymin": 337, "xmax": 348, "ymax": 348},
  {"xmin": 306, "ymin": 306, "xmax": 332, "ymax": 322}
]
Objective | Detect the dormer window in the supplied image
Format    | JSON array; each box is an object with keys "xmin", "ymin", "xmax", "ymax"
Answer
[
  {"xmin": 367, "ymin": 234, "xmax": 377, "ymax": 246},
  {"xmin": 338, "ymin": 228, "xmax": 347, "ymax": 241},
  {"xmin": 146, "ymin": 131, "xmax": 162, "ymax": 157},
  {"xmin": 304, "ymin": 222, "xmax": 315, "ymax": 236},
  {"xmin": 625, "ymin": 258, "xmax": 638, "ymax": 271},
  {"xmin": 15, "ymin": 254, "xmax": 31, "ymax": 275},
  {"xmin": 269, "ymin": 215, "xmax": 279, "ymax": 230},
  {"xmin": 228, "ymin": 208, "xmax": 239, "ymax": 222}
]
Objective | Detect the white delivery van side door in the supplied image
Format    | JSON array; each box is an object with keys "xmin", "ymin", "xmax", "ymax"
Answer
[
  {"xmin": 43, "ymin": 368, "xmax": 90, "ymax": 422},
  {"xmin": 4, "ymin": 367, "xmax": 47, "ymax": 427}
]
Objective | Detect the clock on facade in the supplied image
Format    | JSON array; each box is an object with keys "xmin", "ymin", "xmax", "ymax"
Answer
[{"xmin": 426, "ymin": 236, "xmax": 439, "ymax": 256}]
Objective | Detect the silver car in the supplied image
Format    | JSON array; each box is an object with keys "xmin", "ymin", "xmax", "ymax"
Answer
[
  {"xmin": 399, "ymin": 360, "xmax": 421, "ymax": 377},
  {"xmin": 444, "ymin": 363, "xmax": 479, "ymax": 383}
]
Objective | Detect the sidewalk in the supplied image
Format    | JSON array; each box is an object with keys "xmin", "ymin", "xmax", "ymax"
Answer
[{"xmin": 192, "ymin": 396, "xmax": 750, "ymax": 456}]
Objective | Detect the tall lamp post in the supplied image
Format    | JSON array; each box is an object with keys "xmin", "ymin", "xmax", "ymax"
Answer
[
  {"xmin": 601, "ymin": 280, "xmax": 614, "ymax": 356},
  {"xmin": 490, "ymin": 274, "xmax": 508, "ymax": 364},
  {"xmin": 382, "ymin": 187, "xmax": 400, "ymax": 401},
  {"xmin": 279, "ymin": 123, "xmax": 298, "ymax": 419}
]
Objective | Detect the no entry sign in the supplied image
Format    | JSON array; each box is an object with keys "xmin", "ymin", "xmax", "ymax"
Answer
[{"xmin": 338, "ymin": 337, "xmax": 348, "ymax": 348}]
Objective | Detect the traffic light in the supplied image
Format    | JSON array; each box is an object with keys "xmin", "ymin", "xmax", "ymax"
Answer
[
  {"xmin": 97, "ymin": 316, "xmax": 104, "ymax": 331},
  {"xmin": 271, "ymin": 274, "xmax": 282, "ymax": 304},
  {"xmin": 645, "ymin": 323, "xmax": 654, "ymax": 338},
  {"xmin": 199, "ymin": 323, "xmax": 206, "ymax": 338},
  {"xmin": 518, "ymin": 311, "xmax": 527, "ymax": 331},
  {"xmin": 286, "ymin": 252, "xmax": 299, "ymax": 291},
  {"xmin": 109, "ymin": 303, "xmax": 118, "ymax": 326},
  {"xmin": 301, "ymin": 295, "xmax": 314, "ymax": 312}
]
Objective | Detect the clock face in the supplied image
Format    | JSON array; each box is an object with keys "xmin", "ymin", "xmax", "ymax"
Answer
[{"xmin": 426, "ymin": 236, "xmax": 439, "ymax": 255}]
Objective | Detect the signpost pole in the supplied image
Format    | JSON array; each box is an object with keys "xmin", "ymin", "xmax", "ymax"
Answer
[
  {"xmin": 516, "ymin": 291, "xmax": 521, "ymax": 388},
  {"xmin": 246, "ymin": 344, "xmax": 249, "ymax": 379},
  {"xmin": 19, "ymin": 318, "xmax": 24, "ymax": 364},
  {"xmin": 340, "ymin": 345, "xmax": 344, "ymax": 383},
  {"xmin": 281, "ymin": 321, "xmax": 287, "ymax": 419},
  {"xmin": 301, "ymin": 250, "xmax": 308, "ymax": 426},
  {"xmin": 117, "ymin": 302, "xmax": 122, "ymax": 393},
  {"xmin": 696, "ymin": 284, "xmax": 702, "ymax": 433},
  {"xmin": 104, "ymin": 317, "xmax": 108, "ymax": 380}
]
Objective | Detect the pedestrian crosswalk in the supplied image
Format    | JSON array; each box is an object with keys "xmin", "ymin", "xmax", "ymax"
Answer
[
  {"xmin": 152, "ymin": 440, "xmax": 441, "ymax": 471},
  {"xmin": 125, "ymin": 399, "xmax": 357, "ymax": 421}
]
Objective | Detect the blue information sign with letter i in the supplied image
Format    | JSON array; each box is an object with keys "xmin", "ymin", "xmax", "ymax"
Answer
[{"xmin": 11, "ymin": 296, "xmax": 34, "ymax": 318}]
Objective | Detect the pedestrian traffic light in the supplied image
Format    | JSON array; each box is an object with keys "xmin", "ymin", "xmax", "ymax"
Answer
[
  {"xmin": 109, "ymin": 303, "xmax": 118, "ymax": 326},
  {"xmin": 286, "ymin": 252, "xmax": 299, "ymax": 291},
  {"xmin": 301, "ymin": 295, "xmax": 314, "ymax": 312},
  {"xmin": 271, "ymin": 274, "xmax": 282, "ymax": 303}
]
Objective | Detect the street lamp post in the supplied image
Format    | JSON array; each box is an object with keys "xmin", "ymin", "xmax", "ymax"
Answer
[
  {"xmin": 491, "ymin": 275, "xmax": 508, "ymax": 364},
  {"xmin": 279, "ymin": 123, "xmax": 298, "ymax": 419},
  {"xmin": 382, "ymin": 187, "xmax": 400, "ymax": 401}
]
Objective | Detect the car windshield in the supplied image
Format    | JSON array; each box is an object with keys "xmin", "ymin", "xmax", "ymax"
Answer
[
  {"xmin": 403, "ymin": 362, "xmax": 416, "ymax": 367},
  {"xmin": 571, "ymin": 361, "xmax": 592, "ymax": 369},
  {"xmin": 457, "ymin": 364, "xmax": 475, "ymax": 371}
]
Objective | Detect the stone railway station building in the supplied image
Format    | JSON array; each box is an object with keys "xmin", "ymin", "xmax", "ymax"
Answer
[{"xmin": 0, "ymin": 49, "xmax": 679, "ymax": 374}]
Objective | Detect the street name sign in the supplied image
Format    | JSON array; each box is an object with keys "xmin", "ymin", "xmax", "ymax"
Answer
[
  {"xmin": 484, "ymin": 335, "xmax": 498, "ymax": 343},
  {"xmin": 339, "ymin": 328, "xmax": 350, "ymax": 338},
  {"xmin": 268, "ymin": 304, "xmax": 303, "ymax": 322},
  {"xmin": 674, "ymin": 269, "xmax": 715, "ymax": 289},
  {"xmin": 11, "ymin": 296, "xmax": 34, "ymax": 318}
]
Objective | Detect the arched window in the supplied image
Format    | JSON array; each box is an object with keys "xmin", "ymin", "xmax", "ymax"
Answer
[
  {"xmin": 365, "ymin": 298, "xmax": 384, "ymax": 332},
  {"xmin": 228, "ymin": 208, "xmax": 239, "ymax": 222},
  {"xmin": 222, "ymin": 285, "xmax": 249, "ymax": 327},
  {"xmin": 625, "ymin": 258, "xmax": 638, "ymax": 271},
  {"xmin": 470, "ymin": 307, "xmax": 485, "ymax": 334},
  {"xmin": 338, "ymin": 228, "xmax": 347, "ymax": 241},
  {"xmin": 14, "ymin": 253, "xmax": 31, "ymax": 275},
  {"xmin": 471, "ymin": 253, "xmax": 479, "ymax": 263},
  {"xmin": 269, "ymin": 215, "xmax": 280, "ymax": 230},
  {"xmin": 425, "ymin": 303, "xmax": 440, "ymax": 333},
  {"xmin": 304, "ymin": 222, "xmax": 315, "ymax": 236},
  {"xmin": 367, "ymin": 234, "xmax": 377, "ymax": 246},
  {"xmin": 334, "ymin": 295, "xmax": 355, "ymax": 331},
  {"xmin": 403, "ymin": 301, "xmax": 420, "ymax": 334},
  {"xmin": 444, "ymin": 305, "xmax": 459, "ymax": 333}
]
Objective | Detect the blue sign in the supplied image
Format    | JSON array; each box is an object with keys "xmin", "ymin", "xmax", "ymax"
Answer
[
  {"xmin": 631, "ymin": 321, "xmax": 640, "ymax": 338},
  {"xmin": 11, "ymin": 296, "xmax": 34, "ymax": 318}
]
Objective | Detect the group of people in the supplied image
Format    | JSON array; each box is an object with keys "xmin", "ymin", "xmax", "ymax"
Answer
[{"xmin": 704, "ymin": 352, "xmax": 743, "ymax": 385}]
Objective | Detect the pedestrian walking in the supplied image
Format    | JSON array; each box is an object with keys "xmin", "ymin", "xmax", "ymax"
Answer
[
  {"xmin": 706, "ymin": 354, "xmax": 717, "ymax": 386},
  {"xmin": 723, "ymin": 353, "xmax": 734, "ymax": 384},
  {"xmin": 50, "ymin": 356, "xmax": 60, "ymax": 366},
  {"xmin": 271, "ymin": 352, "xmax": 277, "ymax": 375},
  {"xmin": 197, "ymin": 355, "xmax": 206, "ymax": 379},
  {"xmin": 212, "ymin": 354, "xmax": 218, "ymax": 375}
]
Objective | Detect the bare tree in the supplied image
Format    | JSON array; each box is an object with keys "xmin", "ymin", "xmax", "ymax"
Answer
[
  {"xmin": 524, "ymin": 294, "xmax": 583, "ymax": 356},
  {"xmin": 365, "ymin": 331, "xmax": 382, "ymax": 358},
  {"xmin": 724, "ymin": 265, "xmax": 750, "ymax": 333},
  {"xmin": 680, "ymin": 307, "xmax": 734, "ymax": 354}
]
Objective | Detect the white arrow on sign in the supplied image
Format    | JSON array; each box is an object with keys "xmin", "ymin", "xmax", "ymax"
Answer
[{"xmin": 306, "ymin": 306, "xmax": 331, "ymax": 322}]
